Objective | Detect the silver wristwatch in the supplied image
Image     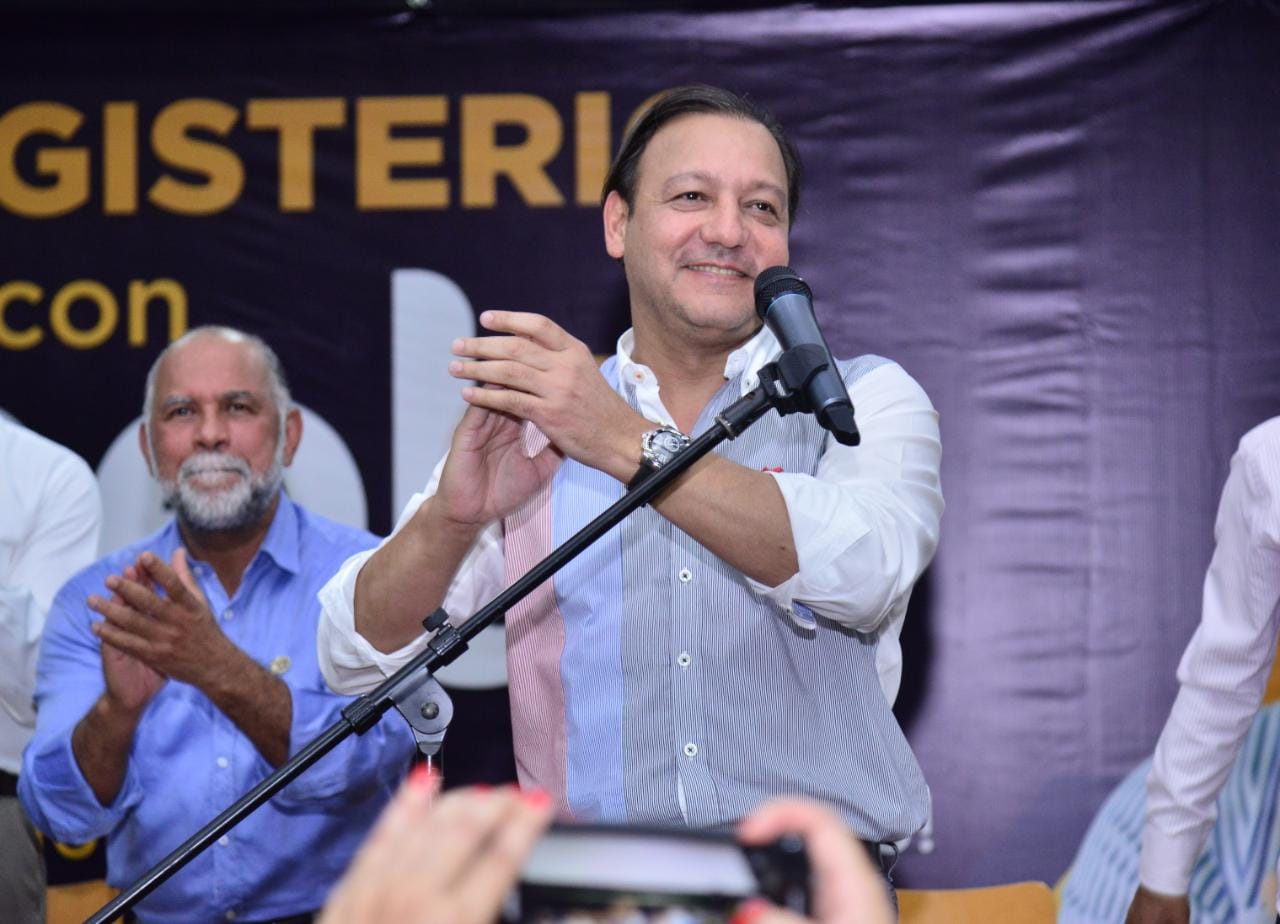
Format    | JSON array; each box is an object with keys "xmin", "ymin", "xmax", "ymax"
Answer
[{"xmin": 627, "ymin": 425, "xmax": 691, "ymax": 490}]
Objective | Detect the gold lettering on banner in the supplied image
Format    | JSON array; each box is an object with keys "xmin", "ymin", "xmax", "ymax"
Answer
[
  {"xmin": 128, "ymin": 279, "xmax": 188, "ymax": 346},
  {"xmin": 148, "ymin": 99, "xmax": 244, "ymax": 215},
  {"xmin": 0, "ymin": 102, "xmax": 89, "ymax": 218},
  {"xmin": 0, "ymin": 282, "xmax": 45, "ymax": 349},
  {"xmin": 0, "ymin": 278, "xmax": 188, "ymax": 351},
  {"xmin": 575, "ymin": 92, "xmax": 610, "ymax": 207},
  {"xmin": 246, "ymin": 98, "xmax": 346, "ymax": 212},
  {"xmin": 461, "ymin": 94, "xmax": 564, "ymax": 208},
  {"xmin": 357, "ymin": 96, "xmax": 449, "ymax": 210},
  {"xmin": 103, "ymin": 101, "xmax": 138, "ymax": 214},
  {"xmin": 50, "ymin": 279, "xmax": 118, "ymax": 349},
  {"xmin": 0, "ymin": 91, "xmax": 633, "ymax": 216}
]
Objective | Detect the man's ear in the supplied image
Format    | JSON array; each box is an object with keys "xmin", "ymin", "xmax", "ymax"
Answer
[
  {"xmin": 603, "ymin": 190, "xmax": 629, "ymax": 260},
  {"xmin": 138, "ymin": 422, "xmax": 155, "ymax": 476},
  {"xmin": 281, "ymin": 407, "xmax": 303, "ymax": 467}
]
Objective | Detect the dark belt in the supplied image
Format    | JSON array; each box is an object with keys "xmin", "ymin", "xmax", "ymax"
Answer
[
  {"xmin": 862, "ymin": 839, "xmax": 899, "ymax": 877},
  {"xmin": 862, "ymin": 840, "xmax": 900, "ymax": 920},
  {"xmin": 0, "ymin": 770, "xmax": 17, "ymax": 798}
]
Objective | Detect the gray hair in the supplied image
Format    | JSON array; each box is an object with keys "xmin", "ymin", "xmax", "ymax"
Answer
[{"xmin": 142, "ymin": 326, "xmax": 293, "ymax": 439}]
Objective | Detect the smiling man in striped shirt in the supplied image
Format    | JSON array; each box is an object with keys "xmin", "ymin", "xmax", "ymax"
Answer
[{"xmin": 318, "ymin": 85, "xmax": 944, "ymax": 873}]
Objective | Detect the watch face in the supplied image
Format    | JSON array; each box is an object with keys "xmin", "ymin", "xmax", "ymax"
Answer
[
  {"xmin": 652, "ymin": 430, "xmax": 687, "ymax": 454},
  {"xmin": 643, "ymin": 427, "xmax": 689, "ymax": 468}
]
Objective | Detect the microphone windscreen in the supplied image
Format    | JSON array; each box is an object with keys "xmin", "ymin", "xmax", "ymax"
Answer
[{"xmin": 753, "ymin": 266, "xmax": 811, "ymax": 319}]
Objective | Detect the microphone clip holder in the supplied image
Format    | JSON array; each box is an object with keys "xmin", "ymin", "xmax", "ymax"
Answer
[{"xmin": 758, "ymin": 345, "xmax": 830, "ymax": 418}]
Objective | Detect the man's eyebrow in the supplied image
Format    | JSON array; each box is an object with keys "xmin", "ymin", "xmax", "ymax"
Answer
[
  {"xmin": 658, "ymin": 171, "xmax": 787, "ymax": 203},
  {"xmin": 743, "ymin": 179, "xmax": 787, "ymax": 202},
  {"xmin": 660, "ymin": 170, "xmax": 716, "ymax": 193},
  {"xmin": 159, "ymin": 390, "xmax": 262, "ymax": 411},
  {"xmin": 221, "ymin": 390, "xmax": 261, "ymax": 404}
]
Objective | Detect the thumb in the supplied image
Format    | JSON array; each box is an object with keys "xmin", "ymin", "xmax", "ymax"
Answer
[
  {"xmin": 171, "ymin": 548, "xmax": 206, "ymax": 605},
  {"xmin": 531, "ymin": 442, "xmax": 565, "ymax": 481}
]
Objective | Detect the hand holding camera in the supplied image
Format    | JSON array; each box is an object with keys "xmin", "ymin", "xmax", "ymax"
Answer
[
  {"xmin": 321, "ymin": 774, "xmax": 893, "ymax": 924},
  {"xmin": 735, "ymin": 798, "xmax": 894, "ymax": 924}
]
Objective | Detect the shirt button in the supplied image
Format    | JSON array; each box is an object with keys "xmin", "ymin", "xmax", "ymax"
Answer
[
  {"xmin": 677, "ymin": 652, "xmax": 692, "ymax": 669},
  {"xmin": 678, "ymin": 568, "xmax": 692, "ymax": 583},
  {"xmin": 223, "ymin": 607, "xmax": 234, "ymax": 621},
  {"xmin": 225, "ymin": 911, "xmax": 237, "ymax": 921},
  {"xmin": 216, "ymin": 756, "xmax": 229, "ymax": 769},
  {"xmin": 218, "ymin": 836, "xmax": 230, "ymax": 847},
  {"xmin": 683, "ymin": 742, "xmax": 698, "ymax": 758}
]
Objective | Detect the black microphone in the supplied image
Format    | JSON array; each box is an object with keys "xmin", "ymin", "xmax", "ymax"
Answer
[{"xmin": 753, "ymin": 266, "xmax": 860, "ymax": 446}]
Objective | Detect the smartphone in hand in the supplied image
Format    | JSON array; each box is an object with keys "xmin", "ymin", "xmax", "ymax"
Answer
[{"xmin": 504, "ymin": 823, "xmax": 810, "ymax": 923}]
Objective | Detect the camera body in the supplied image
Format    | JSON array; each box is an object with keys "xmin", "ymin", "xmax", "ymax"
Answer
[{"xmin": 504, "ymin": 822, "xmax": 810, "ymax": 923}]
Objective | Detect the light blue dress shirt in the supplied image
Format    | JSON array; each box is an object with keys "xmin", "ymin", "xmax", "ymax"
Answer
[{"xmin": 20, "ymin": 494, "xmax": 417, "ymax": 924}]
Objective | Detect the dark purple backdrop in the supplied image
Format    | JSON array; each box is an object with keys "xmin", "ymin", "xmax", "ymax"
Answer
[{"xmin": 3, "ymin": 0, "xmax": 1279, "ymax": 888}]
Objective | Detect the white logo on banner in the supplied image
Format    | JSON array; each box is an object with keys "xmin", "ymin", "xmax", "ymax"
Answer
[
  {"xmin": 391, "ymin": 268, "xmax": 505, "ymax": 689},
  {"xmin": 93, "ymin": 268, "xmax": 507, "ymax": 689}
]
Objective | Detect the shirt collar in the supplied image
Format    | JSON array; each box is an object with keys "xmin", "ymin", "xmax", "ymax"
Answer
[
  {"xmin": 160, "ymin": 491, "xmax": 302, "ymax": 577},
  {"xmin": 255, "ymin": 492, "xmax": 301, "ymax": 575},
  {"xmin": 615, "ymin": 325, "xmax": 782, "ymax": 395}
]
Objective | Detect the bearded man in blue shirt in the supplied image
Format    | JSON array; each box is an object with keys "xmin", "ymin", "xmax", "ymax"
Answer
[{"xmin": 19, "ymin": 326, "xmax": 417, "ymax": 924}]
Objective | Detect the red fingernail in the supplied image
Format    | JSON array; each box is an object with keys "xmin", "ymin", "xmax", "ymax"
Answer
[
  {"xmin": 520, "ymin": 788, "xmax": 552, "ymax": 808},
  {"xmin": 729, "ymin": 899, "xmax": 770, "ymax": 924},
  {"xmin": 409, "ymin": 763, "xmax": 440, "ymax": 792}
]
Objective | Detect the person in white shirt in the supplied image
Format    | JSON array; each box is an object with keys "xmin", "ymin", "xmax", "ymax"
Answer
[
  {"xmin": 318, "ymin": 85, "xmax": 942, "ymax": 867},
  {"xmin": 1127, "ymin": 416, "xmax": 1280, "ymax": 924},
  {"xmin": 0, "ymin": 414, "xmax": 101, "ymax": 923}
]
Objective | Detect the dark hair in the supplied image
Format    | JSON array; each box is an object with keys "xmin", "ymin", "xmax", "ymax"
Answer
[{"xmin": 602, "ymin": 84, "xmax": 803, "ymax": 225}]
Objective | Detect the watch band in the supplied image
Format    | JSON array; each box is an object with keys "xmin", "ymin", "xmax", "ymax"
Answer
[{"xmin": 627, "ymin": 458, "xmax": 661, "ymax": 492}]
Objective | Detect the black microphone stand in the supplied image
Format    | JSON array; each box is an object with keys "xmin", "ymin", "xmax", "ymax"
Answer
[{"xmin": 86, "ymin": 349, "xmax": 842, "ymax": 924}]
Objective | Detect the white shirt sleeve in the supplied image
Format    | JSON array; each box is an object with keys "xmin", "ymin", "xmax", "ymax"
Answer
[
  {"xmin": 1139, "ymin": 420, "xmax": 1280, "ymax": 896},
  {"xmin": 743, "ymin": 362, "xmax": 943, "ymax": 704},
  {"xmin": 318, "ymin": 364, "xmax": 942, "ymax": 701},
  {"xmin": 317, "ymin": 457, "xmax": 507, "ymax": 695},
  {"xmin": 0, "ymin": 422, "xmax": 101, "ymax": 740}
]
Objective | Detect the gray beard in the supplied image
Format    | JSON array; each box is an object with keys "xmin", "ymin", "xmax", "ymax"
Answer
[{"xmin": 160, "ymin": 450, "xmax": 283, "ymax": 532}]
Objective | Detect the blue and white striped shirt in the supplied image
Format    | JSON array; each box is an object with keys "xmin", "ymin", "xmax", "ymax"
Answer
[{"xmin": 321, "ymin": 327, "xmax": 943, "ymax": 842}]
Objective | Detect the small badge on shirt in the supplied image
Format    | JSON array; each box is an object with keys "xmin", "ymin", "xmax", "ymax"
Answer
[
  {"xmin": 761, "ymin": 466, "xmax": 784, "ymax": 473},
  {"xmin": 269, "ymin": 655, "xmax": 292, "ymax": 676}
]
